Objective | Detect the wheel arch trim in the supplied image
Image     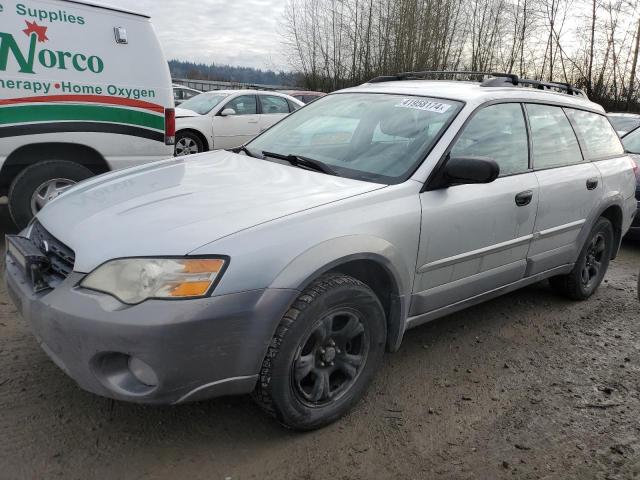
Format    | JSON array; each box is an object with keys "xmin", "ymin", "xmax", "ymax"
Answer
[
  {"xmin": 269, "ymin": 235, "xmax": 413, "ymax": 351},
  {"xmin": 586, "ymin": 195, "xmax": 625, "ymax": 260}
]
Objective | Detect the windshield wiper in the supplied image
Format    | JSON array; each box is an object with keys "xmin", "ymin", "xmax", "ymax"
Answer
[
  {"xmin": 261, "ymin": 151, "xmax": 337, "ymax": 176},
  {"xmin": 230, "ymin": 145, "xmax": 260, "ymax": 159}
]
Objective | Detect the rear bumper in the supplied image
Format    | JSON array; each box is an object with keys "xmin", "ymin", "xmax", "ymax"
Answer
[{"xmin": 5, "ymin": 254, "xmax": 297, "ymax": 404}]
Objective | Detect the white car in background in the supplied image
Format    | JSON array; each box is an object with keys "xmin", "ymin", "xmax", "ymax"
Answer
[
  {"xmin": 174, "ymin": 90, "xmax": 304, "ymax": 155},
  {"xmin": 172, "ymin": 84, "xmax": 202, "ymax": 106}
]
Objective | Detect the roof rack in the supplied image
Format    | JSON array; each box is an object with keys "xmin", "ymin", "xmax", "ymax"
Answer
[{"xmin": 368, "ymin": 71, "xmax": 586, "ymax": 97}]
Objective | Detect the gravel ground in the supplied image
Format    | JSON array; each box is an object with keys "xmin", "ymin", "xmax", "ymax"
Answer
[{"xmin": 0, "ymin": 208, "xmax": 639, "ymax": 480}]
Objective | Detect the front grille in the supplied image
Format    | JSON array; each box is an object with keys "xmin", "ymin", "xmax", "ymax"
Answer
[{"xmin": 29, "ymin": 221, "xmax": 75, "ymax": 281}]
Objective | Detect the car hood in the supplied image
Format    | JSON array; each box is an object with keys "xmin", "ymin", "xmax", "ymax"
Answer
[
  {"xmin": 175, "ymin": 107, "xmax": 201, "ymax": 118},
  {"xmin": 37, "ymin": 151, "xmax": 385, "ymax": 273}
]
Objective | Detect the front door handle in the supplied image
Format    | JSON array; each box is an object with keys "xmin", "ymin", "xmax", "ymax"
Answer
[
  {"xmin": 586, "ymin": 178, "xmax": 599, "ymax": 190},
  {"xmin": 515, "ymin": 190, "xmax": 533, "ymax": 207}
]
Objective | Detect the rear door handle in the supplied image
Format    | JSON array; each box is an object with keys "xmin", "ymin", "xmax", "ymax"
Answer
[
  {"xmin": 515, "ymin": 190, "xmax": 533, "ymax": 206},
  {"xmin": 586, "ymin": 178, "xmax": 599, "ymax": 190}
]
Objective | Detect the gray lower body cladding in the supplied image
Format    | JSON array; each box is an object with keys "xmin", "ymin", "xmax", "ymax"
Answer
[
  {"xmin": 5, "ymin": 255, "xmax": 298, "ymax": 404},
  {"xmin": 626, "ymin": 200, "xmax": 640, "ymax": 237}
]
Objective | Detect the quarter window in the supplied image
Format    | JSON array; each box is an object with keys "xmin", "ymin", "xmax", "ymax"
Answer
[
  {"xmin": 450, "ymin": 103, "xmax": 529, "ymax": 176},
  {"xmin": 526, "ymin": 104, "xmax": 583, "ymax": 169},
  {"xmin": 565, "ymin": 109, "xmax": 624, "ymax": 159},
  {"xmin": 260, "ymin": 95, "xmax": 290, "ymax": 114},
  {"xmin": 224, "ymin": 95, "xmax": 257, "ymax": 115}
]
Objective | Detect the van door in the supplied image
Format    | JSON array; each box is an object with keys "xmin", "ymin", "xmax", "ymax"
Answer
[
  {"xmin": 525, "ymin": 104, "xmax": 602, "ymax": 275},
  {"xmin": 212, "ymin": 95, "xmax": 260, "ymax": 149},
  {"xmin": 412, "ymin": 103, "xmax": 538, "ymax": 316},
  {"xmin": 258, "ymin": 95, "xmax": 292, "ymax": 133}
]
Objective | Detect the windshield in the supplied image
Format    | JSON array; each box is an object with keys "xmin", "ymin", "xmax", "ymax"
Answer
[
  {"xmin": 247, "ymin": 93, "xmax": 462, "ymax": 183},
  {"xmin": 179, "ymin": 92, "xmax": 229, "ymax": 115},
  {"xmin": 608, "ymin": 115, "xmax": 640, "ymax": 134}
]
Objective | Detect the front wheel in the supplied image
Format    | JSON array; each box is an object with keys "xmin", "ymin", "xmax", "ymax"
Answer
[
  {"xmin": 174, "ymin": 131, "xmax": 203, "ymax": 156},
  {"xmin": 253, "ymin": 274, "xmax": 387, "ymax": 430},
  {"xmin": 8, "ymin": 160, "xmax": 93, "ymax": 229},
  {"xmin": 550, "ymin": 217, "xmax": 614, "ymax": 300}
]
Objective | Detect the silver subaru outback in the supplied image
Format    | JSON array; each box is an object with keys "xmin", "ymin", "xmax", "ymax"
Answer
[{"xmin": 5, "ymin": 73, "xmax": 637, "ymax": 430}]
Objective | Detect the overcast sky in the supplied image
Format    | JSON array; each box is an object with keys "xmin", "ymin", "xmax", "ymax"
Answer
[{"xmin": 109, "ymin": 0, "xmax": 289, "ymax": 71}]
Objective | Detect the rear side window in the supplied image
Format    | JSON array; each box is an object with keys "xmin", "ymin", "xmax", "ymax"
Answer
[
  {"xmin": 260, "ymin": 95, "xmax": 290, "ymax": 114},
  {"xmin": 565, "ymin": 109, "xmax": 624, "ymax": 159},
  {"xmin": 450, "ymin": 103, "xmax": 529, "ymax": 176},
  {"xmin": 526, "ymin": 104, "xmax": 582, "ymax": 169}
]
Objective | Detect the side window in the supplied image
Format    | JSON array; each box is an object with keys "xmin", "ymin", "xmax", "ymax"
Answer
[
  {"xmin": 622, "ymin": 127, "xmax": 640, "ymax": 154},
  {"xmin": 287, "ymin": 99, "xmax": 301, "ymax": 112},
  {"xmin": 526, "ymin": 104, "xmax": 583, "ymax": 169},
  {"xmin": 183, "ymin": 89, "xmax": 198, "ymax": 100},
  {"xmin": 450, "ymin": 103, "xmax": 529, "ymax": 176},
  {"xmin": 565, "ymin": 109, "xmax": 624, "ymax": 159},
  {"xmin": 224, "ymin": 95, "xmax": 257, "ymax": 115},
  {"xmin": 260, "ymin": 95, "xmax": 290, "ymax": 114}
]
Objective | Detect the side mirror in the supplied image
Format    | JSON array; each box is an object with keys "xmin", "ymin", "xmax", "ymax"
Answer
[
  {"xmin": 442, "ymin": 156, "xmax": 500, "ymax": 186},
  {"xmin": 220, "ymin": 108, "xmax": 236, "ymax": 116}
]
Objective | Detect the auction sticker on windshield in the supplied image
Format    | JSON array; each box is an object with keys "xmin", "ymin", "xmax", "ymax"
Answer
[{"xmin": 395, "ymin": 98, "xmax": 452, "ymax": 113}]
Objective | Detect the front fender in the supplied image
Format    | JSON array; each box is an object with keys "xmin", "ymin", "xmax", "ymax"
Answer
[
  {"xmin": 269, "ymin": 234, "xmax": 411, "ymax": 294},
  {"xmin": 269, "ymin": 235, "xmax": 413, "ymax": 351}
]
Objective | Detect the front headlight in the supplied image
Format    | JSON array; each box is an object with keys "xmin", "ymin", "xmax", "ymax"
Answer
[{"xmin": 80, "ymin": 257, "xmax": 227, "ymax": 304}]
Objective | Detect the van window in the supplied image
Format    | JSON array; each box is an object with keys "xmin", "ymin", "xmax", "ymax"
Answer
[
  {"xmin": 565, "ymin": 109, "xmax": 624, "ymax": 159},
  {"xmin": 526, "ymin": 104, "xmax": 583, "ymax": 169},
  {"xmin": 260, "ymin": 95, "xmax": 290, "ymax": 114},
  {"xmin": 225, "ymin": 95, "xmax": 258, "ymax": 115},
  {"xmin": 450, "ymin": 103, "xmax": 529, "ymax": 176}
]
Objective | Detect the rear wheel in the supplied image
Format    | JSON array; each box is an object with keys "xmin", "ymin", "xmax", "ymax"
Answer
[
  {"xmin": 549, "ymin": 217, "xmax": 614, "ymax": 300},
  {"xmin": 174, "ymin": 131, "xmax": 203, "ymax": 156},
  {"xmin": 8, "ymin": 160, "xmax": 93, "ymax": 229},
  {"xmin": 253, "ymin": 274, "xmax": 386, "ymax": 430}
]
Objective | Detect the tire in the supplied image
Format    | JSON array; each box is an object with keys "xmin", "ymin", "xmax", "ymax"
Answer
[
  {"xmin": 8, "ymin": 160, "xmax": 93, "ymax": 229},
  {"xmin": 253, "ymin": 273, "xmax": 387, "ymax": 430},
  {"xmin": 174, "ymin": 131, "xmax": 203, "ymax": 156},
  {"xmin": 549, "ymin": 217, "xmax": 614, "ymax": 300}
]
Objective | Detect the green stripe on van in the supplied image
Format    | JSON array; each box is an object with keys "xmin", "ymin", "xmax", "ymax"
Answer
[{"xmin": 0, "ymin": 104, "xmax": 164, "ymax": 131}]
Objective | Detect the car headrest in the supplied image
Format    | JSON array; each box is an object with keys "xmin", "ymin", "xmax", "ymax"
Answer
[{"xmin": 379, "ymin": 111, "xmax": 420, "ymax": 138}]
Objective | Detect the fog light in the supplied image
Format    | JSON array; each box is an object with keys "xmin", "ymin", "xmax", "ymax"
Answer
[{"xmin": 128, "ymin": 357, "xmax": 158, "ymax": 387}]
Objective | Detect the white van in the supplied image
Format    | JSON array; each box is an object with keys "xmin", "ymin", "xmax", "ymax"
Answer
[{"xmin": 0, "ymin": 0, "xmax": 175, "ymax": 227}]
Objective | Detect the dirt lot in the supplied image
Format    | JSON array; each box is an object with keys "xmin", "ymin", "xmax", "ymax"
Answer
[{"xmin": 0, "ymin": 208, "xmax": 639, "ymax": 480}]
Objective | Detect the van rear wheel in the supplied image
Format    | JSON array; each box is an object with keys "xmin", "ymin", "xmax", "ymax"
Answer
[{"xmin": 8, "ymin": 160, "xmax": 93, "ymax": 229}]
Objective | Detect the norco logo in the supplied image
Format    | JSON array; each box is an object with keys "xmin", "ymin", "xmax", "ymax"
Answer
[{"xmin": 0, "ymin": 21, "xmax": 104, "ymax": 74}]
